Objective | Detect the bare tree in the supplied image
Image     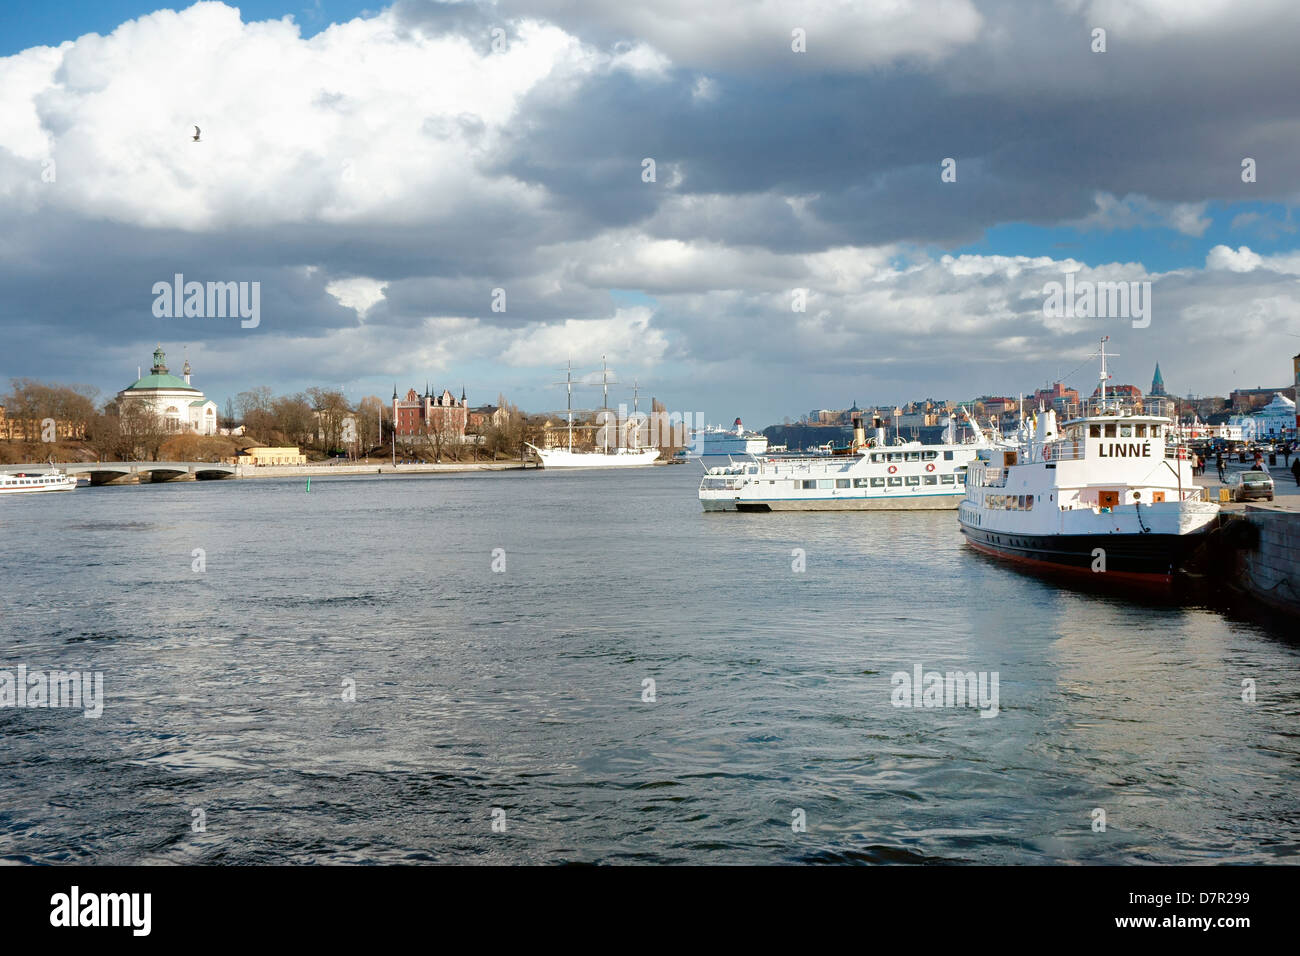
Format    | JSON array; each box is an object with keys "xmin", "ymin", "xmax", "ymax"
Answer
[{"xmin": 307, "ymin": 387, "xmax": 352, "ymax": 453}]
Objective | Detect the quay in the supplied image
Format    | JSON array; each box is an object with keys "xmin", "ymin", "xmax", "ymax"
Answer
[{"xmin": 1195, "ymin": 461, "xmax": 1300, "ymax": 620}]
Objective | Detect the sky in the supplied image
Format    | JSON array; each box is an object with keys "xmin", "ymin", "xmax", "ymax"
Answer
[{"xmin": 2, "ymin": 0, "xmax": 1299, "ymax": 426}]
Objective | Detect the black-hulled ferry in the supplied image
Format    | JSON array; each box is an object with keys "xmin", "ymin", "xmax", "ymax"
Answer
[{"xmin": 957, "ymin": 341, "xmax": 1219, "ymax": 591}]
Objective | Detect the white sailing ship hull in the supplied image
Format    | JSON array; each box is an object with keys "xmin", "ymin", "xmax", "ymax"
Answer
[{"xmin": 531, "ymin": 447, "xmax": 661, "ymax": 469}]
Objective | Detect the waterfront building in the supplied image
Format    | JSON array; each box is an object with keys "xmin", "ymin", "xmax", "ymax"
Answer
[
  {"xmin": 116, "ymin": 346, "xmax": 218, "ymax": 435},
  {"xmin": 234, "ymin": 445, "xmax": 307, "ymax": 466},
  {"xmin": 1230, "ymin": 384, "xmax": 1297, "ymax": 411},
  {"xmin": 0, "ymin": 403, "xmax": 86, "ymax": 441},
  {"xmin": 1033, "ymin": 382, "xmax": 1080, "ymax": 414},
  {"xmin": 393, "ymin": 384, "xmax": 468, "ymax": 439},
  {"xmin": 468, "ymin": 405, "xmax": 508, "ymax": 430},
  {"xmin": 1090, "ymin": 383, "xmax": 1143, "ymax": 402}
]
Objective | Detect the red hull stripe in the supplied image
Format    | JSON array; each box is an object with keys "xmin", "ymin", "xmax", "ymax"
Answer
[{"xmin": 964, "ymin": 536, "xmax": 1173, "ymax": 590}]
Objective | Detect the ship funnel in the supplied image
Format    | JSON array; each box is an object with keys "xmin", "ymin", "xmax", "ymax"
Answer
[
  {"xmin": 871, "ymin": 414, "xmax": 886, "ymax": 447},
  {"xmin": 1035, "ymin": 408, "xmax": 1057, "ymax": 443},
  {"xmin": 852, "ymin": 412, "xmax": 866, "ymax": 450}
]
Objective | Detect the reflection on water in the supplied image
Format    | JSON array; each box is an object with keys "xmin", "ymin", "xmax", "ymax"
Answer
[{"xmin": 1, "ymin": 468, "xmax": 1297, "ymax": 863}]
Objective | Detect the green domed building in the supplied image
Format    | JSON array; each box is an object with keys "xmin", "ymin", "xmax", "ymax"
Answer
[{"xmin": 116, "ymin": 346, "xmax": 218, "ymax": 435}]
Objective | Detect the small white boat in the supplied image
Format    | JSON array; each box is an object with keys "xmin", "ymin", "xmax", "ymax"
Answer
[{"xmin": 0, "ymin": 468, "xmax": 79, "ymax": 495}]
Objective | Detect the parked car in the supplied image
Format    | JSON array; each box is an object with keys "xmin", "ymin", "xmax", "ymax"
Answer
[{"xmin": 1224, "ymin": 470, "xmax": 1274, "ymax": 502}]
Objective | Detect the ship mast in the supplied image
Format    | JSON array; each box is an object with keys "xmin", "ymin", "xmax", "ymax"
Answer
[
  {"xmin": 1098, "ymin": 336, "xmax": 1117, "ymax": 411},
  {"xmin": 566, "ymin": 360, "xmax": 573, "ymax": 453}
]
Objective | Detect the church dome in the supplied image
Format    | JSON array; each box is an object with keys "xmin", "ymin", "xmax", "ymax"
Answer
[{"xmin": 122, "ymin": 345, "xmax": 199, "ymax": 392}]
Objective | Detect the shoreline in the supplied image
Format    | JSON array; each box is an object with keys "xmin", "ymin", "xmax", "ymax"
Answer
[{"xmin": 236, "ymin": 461, "xmax": 534, "ymax": 479}]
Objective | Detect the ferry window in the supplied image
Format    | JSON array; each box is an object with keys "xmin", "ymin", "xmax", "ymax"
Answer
[
  {"xmin": 1004, "ymin": 496, "xmax": 1014, "ymax": 510},
  {"xmin": 923, "ymin": 475, "xmax": 938, "ymax": 485},
  {"xmin": 1104, "ymin": 424, "xmax": 1116, "ymax": 438},
  {"xmin": 887, "ymin": 476, "xmax": 903, "ymax": 487},
  {"xmin": 1120, "ymin": 425, "xmax": 1133, "ymax": 437},
  {"xmin": 801, "ymin": 480, "xmax": 817, "ymax": 489},
  {"xmin": 888, "ymin": 453, "xmax": 902, "ymax": 462},
  {"xmin": 922, "ymin": 451, "xmax": 937, "ymax": 460},
  {"xmin": 1135, "ymin": 424, "xmax": 1146, "ymax": 437},
  {"xmin": 1089, "ymin": 424, "xmax": 1101, "ymax": 438},
  {"xmin": 940, "ymin": 475, "xmax": 955, "ymax": 484},
  {"xmin": 1018, "ymin": 496, "xmax": 1026, "ymax": 508},
  {"xmin": 835, "ymin": 479, "xmax": 850, "ymax": 489},
  {"xmin": 955, "ymin": 474, "xmax": 965, "ymax": 483},
  {"xmin": 905, "ymin": 475, "xmax": 920, "ymax": 486},
  {"xmin": 905, "ymin": 452, "xmax": 920, "ymax": 462},
  {"xmin": 871, "ymin": 453, "xmax": 884, "ymax": 462},
  {"xmin": 853, "ymin": 478, "xmax": 869, "ymax": 488},
  {"xmin": 748, "ymin": 467, "xmax": 758, "ymax": 474},
  {"xmin": 944, "ymin": 451, "xmax": 953, "ymax": 460},
  {"xmin": 870, "ymin": 478, "xmax": 885, "ymax": 487},
  {"xmin": 1150, "ymin": 425, "xmax": 1161, "ymax": 437},
  {"xmin": 817, "ymin": 479, "xmax": 833, "ymax": 489},
  {"xmin": 1026, "ymin": 497, "xmax": 1033, "ymax": 511}
]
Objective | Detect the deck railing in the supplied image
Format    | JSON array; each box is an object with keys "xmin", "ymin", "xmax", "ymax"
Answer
[{"xmin": 1041, "ymin": 439, "xmax": 1085, "ymax": 462}]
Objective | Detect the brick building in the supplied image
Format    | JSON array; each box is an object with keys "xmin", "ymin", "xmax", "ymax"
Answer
[{"xmin": 393, "ymin": 384, "xmax": 468, "ymax": 439}]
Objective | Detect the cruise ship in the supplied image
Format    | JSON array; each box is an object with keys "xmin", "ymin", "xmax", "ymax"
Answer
[
  {"xmin": 689, "ymin": 419, "xmax": 769, "ymax": 461},
  {"xmin": 699, "ymin": 413, "xmax": 990, "ymax": 511},
  {"xmin": 957, "ymin": 341, "xmax": 1220, "ymax": 590}
]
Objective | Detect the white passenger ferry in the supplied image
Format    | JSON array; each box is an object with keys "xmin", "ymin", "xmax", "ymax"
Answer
[
  {"xmin": 958, "ymin": 340, "xmax": 1219, "ymax": 591},
  {"xmin": 0, "ymin": 468, "xmax": 79, "ymax": 495},
  {"xmin": 699, "ymin": 413, "xmax": 990, "ymax": 511}
]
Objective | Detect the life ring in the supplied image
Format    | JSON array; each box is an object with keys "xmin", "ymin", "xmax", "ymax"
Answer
[
  {"xmin": 1043, "ymin": 446, "xmax": 1052, "ymax": 461},
  {"xmin": 887, "ymin": 465, "xmax": 897, "ymax": 474},
  {"xmin": 925, "ymin": 463, "xmax": 935, "ymax": 472}
]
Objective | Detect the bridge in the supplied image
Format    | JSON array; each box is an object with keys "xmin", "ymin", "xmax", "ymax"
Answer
[{"xmin": 51, "ymin": 461, "xmax": 237, "ymax": 485}]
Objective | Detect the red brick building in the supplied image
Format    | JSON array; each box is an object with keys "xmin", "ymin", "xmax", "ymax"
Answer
[
  {"xmin": 1091, "ymin": 384, "xmax": 1143, "ymax": 401},
  {"xmin": 392, "ymin": 385, "xmax": 468, "ymax": 438},
  {"xmin": 1033, "ymin": 382, "xmax": 1079, "ymax": 412}
]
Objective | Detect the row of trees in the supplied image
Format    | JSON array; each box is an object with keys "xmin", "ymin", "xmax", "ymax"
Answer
[
  {"xmin": 0, "ymin": 380, "xmax": 99, "ymax": 441},
  {"xmin": 3, "ymin": 377, "xmax": 535, "ymax": 462}
]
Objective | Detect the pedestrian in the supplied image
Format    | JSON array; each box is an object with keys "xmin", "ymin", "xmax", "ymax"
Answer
[
  {"xmin": 1216, "ymin": 453, "xmax": 1225, "ymax": 482},
  {"xmin": 1293, "ymin": 457, "xmax": 1300, "ymax": 485}
]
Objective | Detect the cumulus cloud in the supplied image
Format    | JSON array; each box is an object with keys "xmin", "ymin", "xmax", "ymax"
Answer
[
  {"xmin": 1206, "ymin": 244, "xmax": 1263, "ymax": 272},
  {"xmin": 488, "ymin": 0, "xmax": 985, "ymax": 71}
]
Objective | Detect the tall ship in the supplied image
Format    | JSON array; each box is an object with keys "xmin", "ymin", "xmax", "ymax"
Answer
[
  {"xmin": 957, "ymin": 339, "xmax": 1220, "ymax": 590},
  {"xmin": 0, "ymin": 467, "xmax": 79, "ymax": 495},
  {"xmin": 526, "ymin": 359, "xmax": 660, "ymax": 469},
  {"xmin": 699, "ymin": 412, "xmax": 991, "ymax": 511}
]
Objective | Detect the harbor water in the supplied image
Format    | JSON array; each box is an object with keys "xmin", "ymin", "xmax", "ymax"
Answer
[{"xmin": 1, "ymin": 467, "xmax": 1297, "ymax": 864}]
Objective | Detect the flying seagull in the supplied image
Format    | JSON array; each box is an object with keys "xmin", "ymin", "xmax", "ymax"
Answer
[{"xmin": 192, "ymin": 126, "xmax": 201, "ymax": 142}]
